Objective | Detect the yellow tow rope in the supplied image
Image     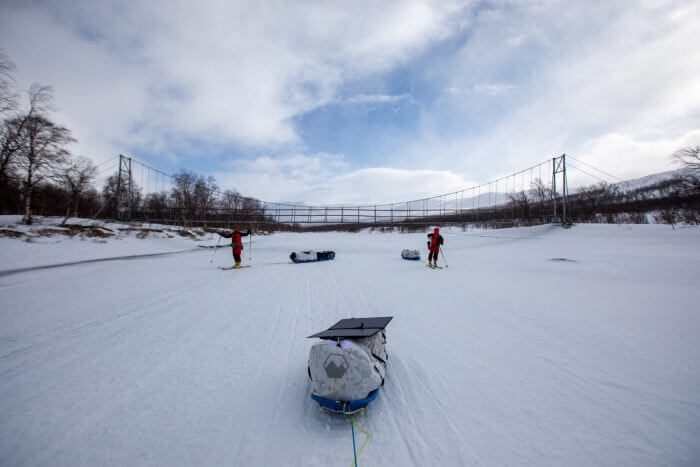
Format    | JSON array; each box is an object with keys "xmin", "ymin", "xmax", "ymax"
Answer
[{"xmin": 349, "ymin": 413, "xmax": 371, "ymax": 467}]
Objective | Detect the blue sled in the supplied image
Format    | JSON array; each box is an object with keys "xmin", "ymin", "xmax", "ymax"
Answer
[
  {"xmin": 311, "ymin": 388, "xmax": 380, "ymax": 414},
  {"xmin": 401, "ymin": 249, "xmax": 420, "ymax": 261},
  {"xmin": 290, "ymin": 251, "xmax": 336, "ymax": 263}
]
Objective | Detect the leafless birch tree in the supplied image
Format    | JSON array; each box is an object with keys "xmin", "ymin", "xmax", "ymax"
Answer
[
  {"xmin": 56, "ymin": 156, "xmax": 97, "ymax": 224},
  {"xmin": 13, "ymin": 85, "xmax": 75, "ymax": 223},
  {"xmin": 672, "ymin": 146, "xmax": 700, "ymax": 171}
]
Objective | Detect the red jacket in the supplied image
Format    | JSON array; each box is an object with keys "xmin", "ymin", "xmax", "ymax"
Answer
[
  {"xmin": 221, "ymin": 229, "xmax": 250, "ymax": 255},
  {"xmin": 232, "ymin": 231, "xmax": 243, "ymax": 255},
  {"xmin": 427, "ymin": 231, "xmax": 443, "ymax": 252}
]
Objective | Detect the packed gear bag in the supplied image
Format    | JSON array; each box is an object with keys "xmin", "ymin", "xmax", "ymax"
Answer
[
  {"xmin": 401, "ymin": 249, "xmax": 420, "ymax": 260},
  {"xmin": 290, "ymin": 250, "xmax": 336, "ymax": 263},
  {"xmin": 307, "ymin": 317, "xmax": 392, "ymax": 406}
]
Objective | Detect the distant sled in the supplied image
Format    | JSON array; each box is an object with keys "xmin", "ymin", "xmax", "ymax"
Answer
[
  {"xmin": 401, "ymin": 249, "xmax": 420, "ymax": 261},
  {"xmin": 307, "ymin": 317, "xmax": 392, "ymax": 414},
  {"xmin": 290, "ymin": 250, "xmax": 336, "ymax": 263}
]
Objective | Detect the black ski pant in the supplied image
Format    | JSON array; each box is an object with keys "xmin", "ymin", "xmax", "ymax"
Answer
[{"xmin": 428, "ymin": 250, "xmax": 439, "ymax": 261}]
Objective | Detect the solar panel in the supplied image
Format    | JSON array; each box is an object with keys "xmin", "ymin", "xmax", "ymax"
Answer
[{"xmin": 308, "ymin": 316, "xmax": 393, "ymax": 339}]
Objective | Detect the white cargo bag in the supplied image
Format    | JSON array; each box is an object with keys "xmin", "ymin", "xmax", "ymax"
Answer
[{"xmin": 308, "ymin": 331, "xmax": 386, "ymax": 401}]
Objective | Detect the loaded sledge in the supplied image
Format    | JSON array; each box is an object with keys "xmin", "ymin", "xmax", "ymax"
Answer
[
  {"xmin": 401, "ymin": 249, "xmax": 420, "ymax": 261},
  {"xmin": 307, "ymin": 316, "xmax": 392, "ymax": 414},
  {"xmin": 290, "ymin": 250, "xmax": 336, "ymax": 263}
]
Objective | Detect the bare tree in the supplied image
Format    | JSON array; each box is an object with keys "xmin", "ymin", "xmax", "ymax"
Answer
[
  {"xmin": 15, "ymin": 115, "xmax": 75, "ymax": 223},
  {"xmin": 219, "ymin": 188, "xmax": 242, "ymax": 212},
  {"xmin": 0, "ymin": 118, "xmax": 22, "ymax": 213},
  {"xmin": 0, "ymin": 52, "xmax": 18, "ymax": 212},
  {"xmin": 241, "ymin": 196, "xmax": 265, "ymax": 224},
  {"xmin": 0, "ymin": 51, "xmax": 16, "ymax": 116},
  {"xmin": 3, "ymin": 85, "xmax": 63, "ymax": 216},
  {"xmin": 672, "ymin": 146, "xmax": 700, "ymax": 171},
  {"xmin": 170, "ymin": 169, "xmax": 218, "ymax": 226},
  {"xmin": 0, "ymin": 119, "xmax": 19, "ymax": 182},
  {"xmin": 656, "ymin": 209, "xmax": 678, "ymax": 229},
  {"xmin": 56, "ymin": 156, "xmax": 97, "ymax": 224},
  {"xmin": 193, "ymin": 175, "xmax": 218, "ymax": 226},
  {"xmin": 12, "ymin": 85, "xmax": 75, "ymax": 223},
  {"xmin": 99, "ymin": 171, "xmax": 142, "ymax": 220},
  {"xmin": 678, "ymin": 208, "xmax": 699, "ymax": 225},
  {"xmin": 529, "ymin": 177, "xmax": 551, "ymax": 202},
  {"xmin": 171, "ymin": 169, "xmax": 198, "ymax": 225},
  {"xmin": 506, "ymin": 190, "xmax": 531, "ymax": 223},
  {"xmin": 528, "ymin": 177, "xmax": 551, "ymax": 221},
  {"xmin": 99, "ymin": 173, "xmax": 120, "ymax": 218},
  {"xmin": 144, "ymin": 191, "xmax": 169, "ymax": 220},
  {"xmin": 576, "ymin": 182, "xmax": 620, "ymax": 221}
]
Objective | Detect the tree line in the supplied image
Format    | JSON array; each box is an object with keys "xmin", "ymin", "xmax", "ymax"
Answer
[
  {"xmin": 263, "ymin": 163, "xmax": 699, "ymax": 233},
  {"xmin": 1, "ymin": 53, "xmax": 86, "ymax": 224},
  {"xmin": 105, "ymin": 167, "xmax": 267, "ymax": 227},
  {"xmin": 499, "ymin": 154, "xmax": 700, "ymax": 227}
]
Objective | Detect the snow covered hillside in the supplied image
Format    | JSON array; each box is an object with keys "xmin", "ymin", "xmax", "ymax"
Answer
[
  {"xmin": 1, "ymin": 222, "xmax": 698, "ymax": 466},
  {"xmin": 615, "ymin": 168, "xmax": 700, "ymax": 191}
]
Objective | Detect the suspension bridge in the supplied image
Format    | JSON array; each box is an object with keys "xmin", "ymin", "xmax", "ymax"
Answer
[{"xmin": 96, "ymin": 153, "xmax": 625, "ymax": 229}]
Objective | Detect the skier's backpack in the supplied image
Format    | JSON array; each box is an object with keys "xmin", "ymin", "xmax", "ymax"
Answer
[
  {"xmin": 307, "ymin": 317, "xmax": 392, "ymax": 414},
  {"xmin": 401, "ymin": 249, "xmax": 420, "ymax": 260}
]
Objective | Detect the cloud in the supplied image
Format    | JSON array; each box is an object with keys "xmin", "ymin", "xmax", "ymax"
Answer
[
  {"xmin": 0, "ymin": 0, "xmax": 469, "ymax": 162},
  {"xmin": 442, "ymin": 83, "xmax": 518, "ymax": 96},
  {"xmin": 341, "ymin": 93, "xmax": 415, "ymax": 105},
  {"xmin": 214, "ymin": 152, "xmax": 474, "ymax": 204},
  {"xmin": 574, "ymin": 128, "xmax": 700, "ymax": 183},
  {"xmin": 393, "ymin": 0, "xmax": 700, "ymax": 184},
  {"xmin": 506, "ymin": 35, "xmax": 526, "ymax": 48},
  {"xmin": 213, "ymin": 152, "xmax": 349, "ymax": 202},
  {"xmin": 471, "ymin": 83, "xmax": 518, "ymax": 96},
  {"xmin": 299, "ymin": 167, "xmax": 472, "ymax": 205}
]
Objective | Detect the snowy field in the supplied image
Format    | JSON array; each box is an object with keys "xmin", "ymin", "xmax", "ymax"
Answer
[{"xmin": 1, "ymin": 222, "xmax": 699, "ymax": 466}]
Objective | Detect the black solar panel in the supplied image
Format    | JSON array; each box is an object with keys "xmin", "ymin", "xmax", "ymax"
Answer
[{"xmin": 308, "ymin": 316, "xmax": 393, "ymax": 338}]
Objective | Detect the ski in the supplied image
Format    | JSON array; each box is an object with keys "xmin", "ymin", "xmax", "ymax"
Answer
[
  {"xmin": 426, "ymin": 264, "xmax": 443, "ymax": 269},
  {"xmin": 218, "ymin": 265, "xmax": 251, "ymax": 270}
]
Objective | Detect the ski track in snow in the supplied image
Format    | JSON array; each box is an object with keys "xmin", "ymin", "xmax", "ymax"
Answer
[{"xmin": 1, "ymin": 224, "xmax": 699, "ymax": 466}]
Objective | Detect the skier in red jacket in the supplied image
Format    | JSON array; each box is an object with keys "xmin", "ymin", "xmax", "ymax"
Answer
[
  {"xmin": 427, "ymin": 227, "xmax": 444, "ymax": 268},
  {"xmin": 219, "ymin": 226, "xmax": 251, "ymax": 268}
]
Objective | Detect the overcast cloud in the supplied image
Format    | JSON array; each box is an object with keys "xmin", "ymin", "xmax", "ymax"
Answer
[{"xmin": 1, "ymin": 0, "xmax": 698, "ymax": 204}]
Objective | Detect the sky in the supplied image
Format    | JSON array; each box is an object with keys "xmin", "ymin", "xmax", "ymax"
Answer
[{"xmin": 1, "ymin": 0, "xmax": 699, "ymax": 205}]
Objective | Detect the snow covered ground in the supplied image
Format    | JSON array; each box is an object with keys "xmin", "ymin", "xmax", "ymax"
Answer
[
  {"xmin": 0, "ymin": 216, "xmax": 212, "ymax": 271},
  {"xmin": 1, "ymin": 222, "xmax": 698, "ymax": 466}
]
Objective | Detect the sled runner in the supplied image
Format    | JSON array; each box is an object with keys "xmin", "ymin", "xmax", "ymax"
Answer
[
  {"xmin": 307, "ymin": 317, "xmax": 392, "ymax": 414},
  {"xmin": 401, "ymin": 249, "xmax": 420, "ymax": 260},
  {"xmin": 290, "ymin": 250, "xmax": 336, "ymax": 263}
]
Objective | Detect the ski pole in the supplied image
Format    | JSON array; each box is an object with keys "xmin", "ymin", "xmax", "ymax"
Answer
[
  {"xmin": 440, "ymin": 246, "xmax": 448, "ymax": 268},
  {"xmin": 249, "ymin": 221, "xmax": 253, "ymax": 262},
  {"xmin": 210, "ymin": 234, "xmax": 221, "ymax": 263}
]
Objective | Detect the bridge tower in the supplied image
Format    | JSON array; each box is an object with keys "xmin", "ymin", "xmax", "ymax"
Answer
[
  {"xmin": 116, "ymin": 154, "xmax": 133, "ymax": 221},
  {"xmin": 551, "ymin": 154, "xmax": 570, "ymax": 224}
]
